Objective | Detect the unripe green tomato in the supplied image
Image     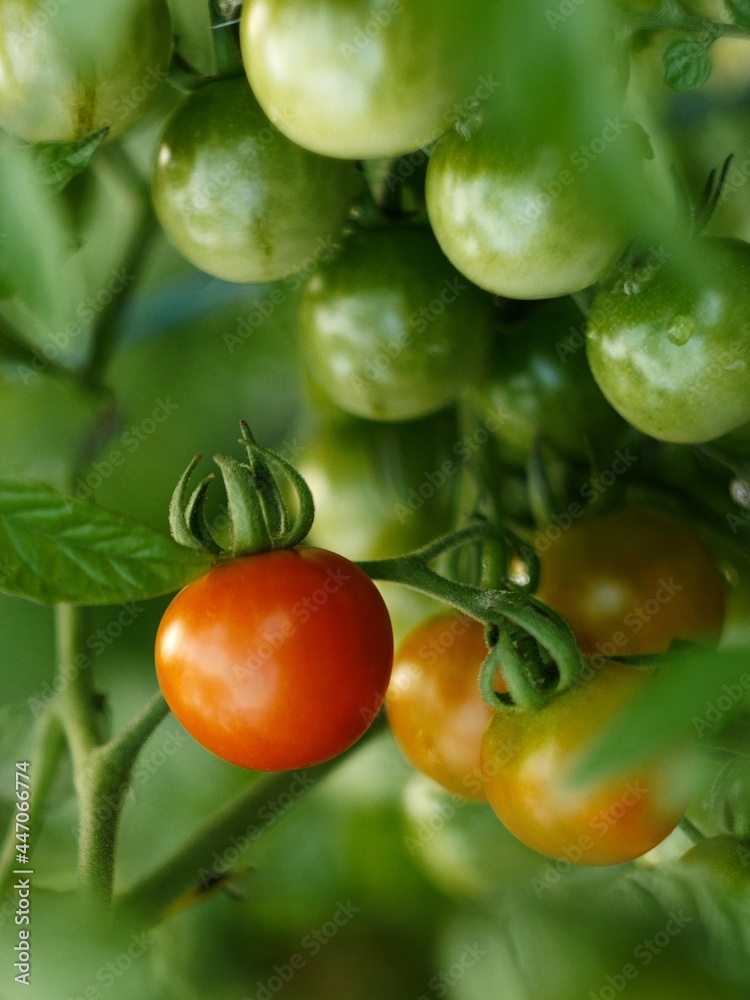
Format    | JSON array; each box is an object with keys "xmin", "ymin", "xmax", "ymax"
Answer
[
  {"xmin": 586, "ymin": 238, "xmax": 750, "ymax": 443},
  {"xmin": 299, "ymin": 409, "xmax": 458, "ymax": 561},
  {"xmin": 152, "ymin": 77, "xmax": 364, "ymax": 284},
  {"xmin": 471, "ymin": 298, "xmax": 624, "ymax": 464},
  {"xmin": 0, "ymin": 0, "xmax": 173, "ymax": 143},
  {"xmin": 426, "ymin": 120, "xmax": 629, "ymax": 299},
  {"xmin": 299, "ymin": 227, "xmax": 493, "ymax": 421},
  {"xmin": 680, "ymin": 835, "xmax": 750, "ymax": 890},
  {"xmin": 240, "ymin": 0, "xmax": 487, "ymax": 159}
]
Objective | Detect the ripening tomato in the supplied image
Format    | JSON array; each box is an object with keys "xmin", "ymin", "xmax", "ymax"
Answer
[
  {"xmin": 536, "ymin": 507, "xmax": 725, "ymax": 657},
  {"xmin": 481, "ymin": 660, "xmax": 689, "ymax": 865},
  {"xmin": 387, "ymin": 613, "xmax": 504, "ymax": 801},
  {"xmin": 0, "ymin": 0, "xmax": 173, "ymax": 143},
  {"xmin": 155, "ymin": 548, "xmax": 393, "ymax": 771},
  {"xmin": 152, "ymin": 76, "xmax": 363, "ymax": 284}
]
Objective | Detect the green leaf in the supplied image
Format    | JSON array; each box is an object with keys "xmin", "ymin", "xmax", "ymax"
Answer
[
  {"xmin": 662, "ymin": 38, "xmax": 712, "ymax": 92},
  {"xmin": 0, "ymin": 480, "xmax": 212, "ymax": 606},
  {"xmin": 726, "ymin": 0, "xmax": 750, "ymax": 30},
  {"xmin": 572, "ymin": 648, "xmax": 750, "ymax": 784},
  {"xmin": 34, "ymin": 129, "xmax": 109, "ymax": 193}
]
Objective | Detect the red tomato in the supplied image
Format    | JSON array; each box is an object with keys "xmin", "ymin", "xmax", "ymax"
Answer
[
  {"xmin": 387, "ymin": 613, "xmax": 503, "ymax": 801},
  {"xmin": 481, "ymin": 660, "xmax": 689, "ymax": 866},
  {"xmin": 155, "ymin": 548, "xmax": 393, "ymax": 771}
]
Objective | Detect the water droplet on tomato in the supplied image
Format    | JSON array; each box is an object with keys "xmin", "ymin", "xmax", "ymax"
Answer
[{"xmin": 666, "ymin": 315, "xmax": 694, "ymax": 346}]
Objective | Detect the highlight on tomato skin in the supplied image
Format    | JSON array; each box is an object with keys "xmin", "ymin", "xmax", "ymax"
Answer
[
  {"xmin": 155, "ymin": 547, "xmax": 394, "ymax": 772},
  {"xmin": 480, "ymin": 660, "xmax": 691, "ymax": 867},
  {"xmin": 386, "ymin": 612, "xmax": 504, "ymax": 802},
  {"xmin": 535, "ymin": 506, "xmax": 726, "ymax": 658}
]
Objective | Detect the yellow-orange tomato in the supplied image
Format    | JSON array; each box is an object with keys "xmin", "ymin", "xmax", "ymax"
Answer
[
  {"xmin": 536, "ymin": 507, "xmax": 725, "ymax": 657},
  {"xmin": 387, "ymin": 613, "xmax": 503, "ymax": 801},
  {"xmin": 155, "ymin": 548, "xmax": 393, "ymax": 771},
  {"xmin": 481, "ymin": 661, "xmax": 689, "ymax": 866}
]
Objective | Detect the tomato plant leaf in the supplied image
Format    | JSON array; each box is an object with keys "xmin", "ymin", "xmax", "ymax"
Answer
[
  {"xmin": 571, "ymin": 648, "xmax": 750, "ymax": 784},
  {"xmin": 34, "ymin": 129, "xmax": 109, "ymax": 193},
  {"xmin": 726, "ymin": 0, "xmax": 750, "ymax": 30},
  {"xmin": 662, "ymin": 38, "xmax": 712, "ymax": 92},
  {"xmin": 0, "ymin": 480, "xmax": 212, "ymax": 606}
]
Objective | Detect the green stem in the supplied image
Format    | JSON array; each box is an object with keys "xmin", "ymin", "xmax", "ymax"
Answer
[
  {"xmin": 359, "ymin": 542, "xmax": 583, "ymax": 709},
  {"xmin": 0, "ymin": 711, "xmax": 66, "ymax": 896},
  {"xmin": 620, "ymin": 2, "xmax": 750, "ymax": 40},
  {"xmin": 77, "ymin": 693, "xmax": 170, "ymax": 907},
  {"xmin": 679, "ymin": 816, "xmax": 706, "ymax": 845},
  {"xmin": 81, "ymin": 198, "xmax": 157, "ymax": 387},
  {"xmin": 116, "ymin": 716, "xmax": 385, "ymax": 924}
]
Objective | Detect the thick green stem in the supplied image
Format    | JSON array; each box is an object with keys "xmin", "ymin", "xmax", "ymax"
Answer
[
  {"xmin": 0, "ymin": 710, "xmax": 66, "ymax": 896},
  {"xmin": 360, "ymin": 544, "xmax": 583, "ymax": 709},
  {"xmin": 77, "ymin": 694, "xmax": 170, "ymax": 907},
  {"xmin": 116, "ymin": 716, "xmax": 385, "ymax": 924}
]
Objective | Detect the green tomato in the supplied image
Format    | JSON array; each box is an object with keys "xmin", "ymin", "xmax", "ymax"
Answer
[
  {"xmin": 426, "ymin": 120, "xmax": 629, "ymax": 299},
  {"xmin": 0, "ymin": 0, "xmax": 172, "ymax": 143},
  {"xmin": 472, "ymin": 298, "xmax": 624, "ymax": 464},
  {"xmin": 299, "ymin": 227, "xmax": 492, "ymax": 421},
  {"xmin": 152, "ymin": 76, "xmax": 364, "ymax": 284},
  {"xmin": 680, "ymin": 835, "xmax": 750, "ymax": 890},
  {"xmin": 586, "ymin": 238, "xmax": 750, "ymax": 443},
  {"xmin": 299, "ymin": 409, "xmax": 458, "ymax": 561},
  {"xmin": 240, "ymin": 0, "xmax": 486, "ymax": 160}
]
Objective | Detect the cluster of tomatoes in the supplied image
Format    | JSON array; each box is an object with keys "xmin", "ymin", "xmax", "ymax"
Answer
[{"xmin": 1, "ymin": 0, "xmax": 746, "ymax": 869}]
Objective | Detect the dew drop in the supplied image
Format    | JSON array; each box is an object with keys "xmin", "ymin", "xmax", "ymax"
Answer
[{"xmin": 666, "ymin": 315, "xmax": 694, "ymax": 346}]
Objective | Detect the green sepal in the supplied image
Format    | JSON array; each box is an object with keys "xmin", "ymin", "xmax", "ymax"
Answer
[{"xmin": 212, "ymin": 454, "xmax": 272, "ymax": 557}]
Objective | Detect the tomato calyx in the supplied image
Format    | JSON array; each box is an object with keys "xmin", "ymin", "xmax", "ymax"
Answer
[{"xmin": 169, "ymin": 421, "xmax": 315, "ymax": 558}]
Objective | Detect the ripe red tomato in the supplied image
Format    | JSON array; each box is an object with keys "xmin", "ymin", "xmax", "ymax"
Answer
[
  {"xmin": 536, "ymin": 507, "xmax": 725, "ymax": 657},
  {"xmin": 155, "ymin": 548, "xmax": 393, "ymax": 771},
  {"xmin": 481, "ymin": 660, "xmax": 689, "ymax": 865},
  {"xmin": 387, "ymin": 613, "xmax": 502, "ymax": 801}
]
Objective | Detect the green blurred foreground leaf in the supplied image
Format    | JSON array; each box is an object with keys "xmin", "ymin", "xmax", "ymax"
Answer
[
  {"xmin": 573, "ymin": 647, "xmax": 750, "ymax": 784},
  {"xmin": 0, "ymin": 480, "xmax": 211, "ymax": 605}
]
